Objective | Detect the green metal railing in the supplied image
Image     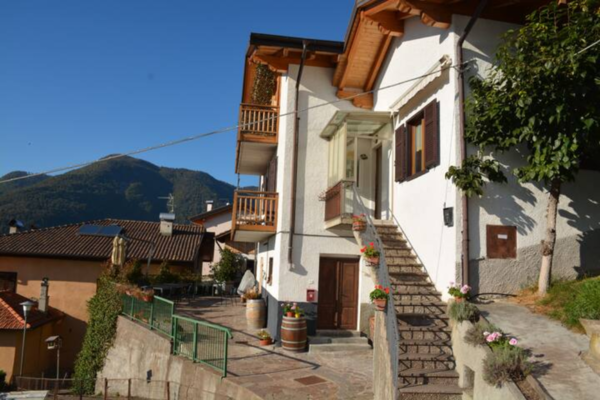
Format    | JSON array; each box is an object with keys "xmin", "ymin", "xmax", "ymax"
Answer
[
  {"xmin": 121, "ymin": 294, "xmax": 232, "ymax": 378},
  {"xmin": 172, "ymin": 315, "xmax": 232, "ymax": 378}
]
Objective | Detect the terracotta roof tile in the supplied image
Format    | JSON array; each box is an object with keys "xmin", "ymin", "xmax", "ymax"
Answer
[
  {"xmin": 0, "ymin": 291, "xmax": 63, "ymax": 330},
  {"xmin": 0, "ymin": 219, "xmax": 211, "ymax": 264}
]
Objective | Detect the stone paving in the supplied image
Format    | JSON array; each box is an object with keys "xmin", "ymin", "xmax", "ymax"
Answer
[
  {"xmin": 176, "ymin": 297, "xmax": 374, "ymax": 400},
  {"xmin": 479, "ymin": 301, "xmax": 600, "ymax": 400}
]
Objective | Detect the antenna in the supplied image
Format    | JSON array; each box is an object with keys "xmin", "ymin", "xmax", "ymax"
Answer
[{"xmin": 158, "ymin": 194, "xmax": 175, "ymax": 213}]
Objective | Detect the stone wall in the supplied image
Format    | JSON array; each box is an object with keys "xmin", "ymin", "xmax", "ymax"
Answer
[
  {"xmin": 96, "ymin": 316, "xmax": 260, "ymax": 400},
  {"xmin": 452, "ymin": 321, "xmax": 526, "ymax": 400}
]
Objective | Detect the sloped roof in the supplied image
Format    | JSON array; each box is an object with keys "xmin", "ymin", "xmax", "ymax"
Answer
[
  {"xmin": 189, "ymin": 204, "xmax": 233, "ymax": 224},
  {"xmin": 0, "ymin": 291, "xmax": 63, "ymax": 330},
  {"xmin": 0, "ymin": 219, "xmax": 212, "ymax": 265}
]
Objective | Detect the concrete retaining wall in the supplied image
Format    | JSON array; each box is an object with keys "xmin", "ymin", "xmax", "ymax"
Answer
[
  {"xmin": 451, "ymin": 321, "xmax": 526, "ymax": 400},
  {"xmin": 96, "ymin": 316, "xmax": 260, "ymax": 400}
]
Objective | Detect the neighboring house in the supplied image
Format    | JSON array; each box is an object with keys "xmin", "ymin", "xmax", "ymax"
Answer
[
  {"xmin": 230, "ymin": 0, "xmax": 600, "ymax": 396},
  {"xmin": 0, "ymin": 289, "xmax": 63, "ymax": 382},
  {"xmin": 0, "ymin": 217, "xmax": 213, "ymax": 371},
  {"xmin": 189, "ymin": 201, "xmax": 255, "ymax": 277}
]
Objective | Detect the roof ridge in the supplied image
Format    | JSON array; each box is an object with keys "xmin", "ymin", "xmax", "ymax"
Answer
[{"xmin": 0, "ymin": 219, "xmax": 103, "ymax": 238}]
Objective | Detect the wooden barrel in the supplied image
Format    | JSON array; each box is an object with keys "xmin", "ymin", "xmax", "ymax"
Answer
[
  {"xmin": 281, "ymin": 316, "xmax": 307, "ymax": 352},
  {"xmin": 246, "ymin": 299, "xmax": 266, "ymax": 329}
]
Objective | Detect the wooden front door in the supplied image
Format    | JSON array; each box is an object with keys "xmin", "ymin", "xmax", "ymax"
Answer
[{"xmin": 317, "ymin": 258, "xmax": 359, "ymax": 330}]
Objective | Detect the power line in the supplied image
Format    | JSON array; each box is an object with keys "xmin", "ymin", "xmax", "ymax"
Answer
[
  {"xmin": 575, "ymin": 38, "xmax": 600, "ymax": 55},
  {"xmin": 0, "ymin": 62, "xmax": 464, "ymax": 185}
]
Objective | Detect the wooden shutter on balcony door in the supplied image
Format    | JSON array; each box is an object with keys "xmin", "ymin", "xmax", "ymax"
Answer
[
  {"xmin": 267, "ymin": 156, "xmax": 277, "ymax": 192},
  {"xmin": 395, "ymin": 124, "xmax": 407, "ymax": 182},
  {"xmin": 424, "ymin": 100, "xmax": 440, "ymax": 169}
]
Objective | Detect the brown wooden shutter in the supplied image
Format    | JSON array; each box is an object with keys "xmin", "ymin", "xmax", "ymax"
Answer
[
  {"xmin": 424, "ymin": 100, "xmax": 439, "ymax": 169},
  {"xmin": 267, "ymin": 156, "xmax": 277, "ymax": 192},
  {"xmin": 395, "ymin": 124, "xmax": 407, "ymax": 182}
]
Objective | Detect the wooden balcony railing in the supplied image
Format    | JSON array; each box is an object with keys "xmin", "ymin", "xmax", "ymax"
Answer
[
  {"xmin": 238, "ymin": 103, "xmax": 279, "ymax": 140},
  {"xmin": 323, "ymin": 180, "xmax": 354, "ymax": 222},
  {"xmin": 232, "ymin": 190, "xmax": 278, "ymax": 235}
]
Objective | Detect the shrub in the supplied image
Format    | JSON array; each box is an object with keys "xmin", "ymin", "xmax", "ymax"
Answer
[
  {"xmin": 465, "ymin": 321, "xmax": 502, "ymax": 347},
  {"xmin": 211, "ymin": 248, "xmax": 243, "ymax": 283},
  {"xmin": 0, "ymin": 370, "xmax": 6, "ymax": 392},
  {"xmin": 563, "ymin": 278, "xmax": 600, "ymax": 326},
  {"xmin": 124, "ymin": 259, "xmax": 144, "ymax": 284},
  {"xmin": 483, "ymin": 345, "xmax": 532, "ymax": 386},
  {"xmin": 448, "ymin": 301, "xmax": 480, "ymax": 323},
  {"xmin": 73, "ymin": 272, "xmax": 123, "ymax": 394},
  {"xmin": 152, "ymin": 261, "xmax": 178, "ymax": 284}
]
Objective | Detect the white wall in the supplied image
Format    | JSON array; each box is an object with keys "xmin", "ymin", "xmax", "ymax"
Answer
[{"xmin": 375, "ymin": 18, "xmax": 459, "ymax": 297}]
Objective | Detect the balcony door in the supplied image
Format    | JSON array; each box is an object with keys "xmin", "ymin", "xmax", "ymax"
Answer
[{"xmin": 317, "ymin": 257, "xmax": 359, "ymax": 330}]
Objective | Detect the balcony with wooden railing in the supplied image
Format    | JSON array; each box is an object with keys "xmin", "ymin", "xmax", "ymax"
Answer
[
  {"xmin": 231, "ymin": 190, "xmax": 278, "ymax": 242},
  {"xmin": 235, "ymin": 104, "xmax": 279, "ymax": 176},
  {"xmin": 322, "ymin": 180, "xmax": 356, "ymax": 229}
]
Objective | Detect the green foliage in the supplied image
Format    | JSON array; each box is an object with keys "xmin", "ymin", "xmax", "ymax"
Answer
[
  {"xmin": 211, "ymin": 248, "xmax": 243, "ymax": 283},
  {"xmin": 73, "ymin": 272, "xmax": 123, "ymax": 394},
  {"xmin": 124, "ymin": 259, "xmax": 144, "ymax": 285},
  {"xmin": 483, "ymin": 345, "xmax": 532, "ymax": 386},
  {"xmin": 465, "ymin": 320, "xmax": 502, "ymax": 347},
  {"xmin": 447, "ymin": 0, "xmax": 600, "ymax": 196},
  {"xmin": 448, "ymin": 301, "xmax": 480, "ymax": 323},
  {"xmin": 0, "ymin": 156, "xmax": 235, "ymax": 234},
  {"xmin": 538, "ymin": 277, "xmax": 600, "ymax": 329},
  {"xmin": 0, "ymin": 369, "xmax": 7, "ymax": 392},
  {"xmin": 151, "ymin": 261, "xmax": 178, "ymax": 284},
  {"xmin": 251, "ymin": 64, "xmax": 277, "ymax": 105}
]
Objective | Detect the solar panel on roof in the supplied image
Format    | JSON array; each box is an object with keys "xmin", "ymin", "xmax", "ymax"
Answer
[{"xmin": 78, "ymin": 224, "xmax": 122, "ymax": 237}]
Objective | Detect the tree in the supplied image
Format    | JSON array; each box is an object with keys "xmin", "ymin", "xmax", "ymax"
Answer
[
  {"xmin": 211, "ymin": 248, "xmax": 243, "ymax": 284},
  {"xmin": 446, "ymin": 0, "xmax": 600, "ymax": 295}
]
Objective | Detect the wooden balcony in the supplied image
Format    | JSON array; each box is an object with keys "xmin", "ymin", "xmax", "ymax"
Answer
[
  {"xmin": 231, "ymin": 190, "xmax": 278, "ymax": 242},
  {"xmin": 323, "ymin": 180, "xmax": 355, "ymax": 229},
  {"xmin": 235, "ymin": 104, "xmax": 279, "ymax": 175}
]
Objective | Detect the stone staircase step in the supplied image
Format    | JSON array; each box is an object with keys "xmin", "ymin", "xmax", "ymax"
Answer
[
  {"xmin": 396, "ymin": 304, "xmax": 447, "ymax": 316},
  {"xmin": 397, "ymin": 314, "xmax": 450, "ymax": 330},
  {"xmin": 382, "ymin": 242, "xmax": 410, "ymax": 249},
  {"xmin": 388, "ymin": 264, "xmax": 424, "ymax": 274},
  {"xmin": 389, "ymin": 271, "xmax": 430, "ymax": 281},
  {"xmin": 314, "ymin": 330, "xmax": 360, "ymax": 338},
  {"xmin": 398, "ymin": 328, "xmax": 452, "ymax": 341},
  {"xmin": 399, "ymin": 368, "xmax": 459, "ymax": 386},
  {"xmin": 398, "ymin": 384, "xmax": 462, "ymax": 400},
  {"xmin": 309, "ymin": 342, "xmax": 372, "ymax": 353},
  {"xmin": 395, "ymin": 294, "xmax": 443, "ymax": 304},
  {"xmin": 399, "ymin": 340, "xmax": 453, "ymax": 355},
  {"xmin": 384, "ymin": 248, "xmax": 414, "ymax": 257},
  {"xmin": 399, "ymin": 353, "xmax": 456, "ymax": 370}
]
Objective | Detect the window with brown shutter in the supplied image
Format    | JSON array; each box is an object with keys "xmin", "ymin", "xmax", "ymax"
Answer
[{"xmin": 396, "ymin": 99, "xmax": 440, "ymax": 182}]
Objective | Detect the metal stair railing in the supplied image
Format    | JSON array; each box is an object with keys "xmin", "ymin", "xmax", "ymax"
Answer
[{"xmin": 352, "ymin": 184, "xmax": 399, "ymax": 390}]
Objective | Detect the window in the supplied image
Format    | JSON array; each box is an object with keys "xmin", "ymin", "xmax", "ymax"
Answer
[
  {"xmin": 0, "ymin": 272, "xmax": 17, "ymax": 293},
  {"xmin": 395, "ymin": 100, "xmax": 440, "ymax": 182}
]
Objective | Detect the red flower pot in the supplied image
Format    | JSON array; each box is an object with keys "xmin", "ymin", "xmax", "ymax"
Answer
[
  {"xmin": 286, "ymin": 311, "xmax": 295, "ymax": 317},
  {"xmin": 366, "ymin": 256, "xmax": 380, "ymax": 266},
  {"xmin": 454, "ymin": 297, "xmax": 465, "ymax": 303},
  {"xmin": 259, "ymin": 338, "xmax": 273, "ymax": 346},
  {"xmin": 373, "ymin": 298, "xmax": 387, "ymax": 311},
  {"xmin": 352, "ymin": 221, "xmax": 366, "ymax": 231}
]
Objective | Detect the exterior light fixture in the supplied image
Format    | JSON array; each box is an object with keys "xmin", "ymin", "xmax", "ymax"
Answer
[{"xmin": 19, "ymin": 300, "xmax": 35, "ymax": 377}]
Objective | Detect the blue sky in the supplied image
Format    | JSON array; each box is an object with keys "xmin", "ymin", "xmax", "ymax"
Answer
[{"xmin": 0, "ymin": 1, "xmax": 352, "ymax": 187}]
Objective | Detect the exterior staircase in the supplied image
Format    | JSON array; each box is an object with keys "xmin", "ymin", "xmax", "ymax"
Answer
[{"xmin": 374, "ymin": 222, "xmax": 462, "ymax": 400}]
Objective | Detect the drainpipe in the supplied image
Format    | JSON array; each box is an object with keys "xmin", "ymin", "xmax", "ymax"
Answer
[
  {"xmin": 457, "ymin": 0, "xmax": 489, "ymax": 286},
  {"xmin": 287, "ymin": 41, "xmax": 310, "ymax": 265}
]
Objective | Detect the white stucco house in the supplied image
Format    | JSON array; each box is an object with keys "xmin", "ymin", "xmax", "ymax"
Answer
[{"xmin": 230, "ymin": 0, "xmax": 600, "ymax": 397}]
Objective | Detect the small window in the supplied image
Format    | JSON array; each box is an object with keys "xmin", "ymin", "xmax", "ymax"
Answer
[
  {"xmin": 267, "ymin": 257, "xmax": 274, "ymax": 285},
  {"xmin": 0, "ymin": 272, "xmax": 17, "ymax": 293},
  {"xmin": 408, "ymin": 113, "xmax": 425, "ymax": 176}
]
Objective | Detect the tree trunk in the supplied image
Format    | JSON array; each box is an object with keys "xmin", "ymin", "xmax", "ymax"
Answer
[{"xmin": 538, "ymin": 179, "xmax": 562, "ymax": 296}]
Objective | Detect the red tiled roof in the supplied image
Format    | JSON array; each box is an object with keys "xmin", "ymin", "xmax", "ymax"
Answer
[
  {"xmin": 0, "ymin": 219, "xmax": 211, "ymax": 265},
  {"xmin": 0, "ymin": 291, "xmax": 63, "ymax": 330}
]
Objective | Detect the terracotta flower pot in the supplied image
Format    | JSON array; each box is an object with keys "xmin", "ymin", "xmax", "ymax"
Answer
[
  {"xmin": 352, "ymin": 221, "xmax": 366, "ymax": 231},
  {"xmin": 286, "ymin": 311, "xmax": 295, "ymax": 317},
  {"xmin": 454, "ymin": 297, "xmax": 465, "ymax": 303},
  {"xmin": 365, "ymin": 256, "xmax": 380, "ymax": 266},
  {"xmin": 259, "ymin": 338, "xmax": 273, "ymax": 346},
  {"xmin": 142, "ymin": 294, "xmax": 153, "ymax": 303},
  {"xmin": 373, "ymin": 298, "xmax": 387, "ymax": 311}
]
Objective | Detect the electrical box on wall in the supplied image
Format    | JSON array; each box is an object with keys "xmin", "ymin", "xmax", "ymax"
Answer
[{"xmin": 307, "ymin": 289, "xmax": 317, "ymax": 302}]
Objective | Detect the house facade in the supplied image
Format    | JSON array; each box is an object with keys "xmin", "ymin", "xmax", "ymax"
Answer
[
  {"xmin": 231, "ymin": 1, "xmax": 600, "ymax": 396},
  {"xmin": 0, "ymin": 218, "xmax": 213, "ymax": 372}
]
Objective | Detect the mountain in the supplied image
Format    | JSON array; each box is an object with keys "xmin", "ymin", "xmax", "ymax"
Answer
[{"xmin": 0, "ymin": 156, "xmax": 236, "ymax": 234}]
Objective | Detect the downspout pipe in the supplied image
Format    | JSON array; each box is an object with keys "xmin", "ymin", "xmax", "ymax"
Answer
[
  {"xmin": 287, "ymin": 41, "xmax": 310, "ymax": 265},
  {"xmin": 457, "ymin": 0, "xmax": 489, "ymax": 286}
]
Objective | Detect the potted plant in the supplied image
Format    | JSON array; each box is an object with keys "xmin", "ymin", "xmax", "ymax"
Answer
[
  {"xmin": 361, "ymin": 242, "xmax": 380, "ymax": 266},
  {"xmin": 448, "ymin": 282, "xmax": 471, "ymax": 302},
  {"xmin": 370, "ymin": 285, "xmax": 390, "ymax": 311},
  {"xmin": 352, "ymin": 214, "xmax": 366, "ymax": 231},
  {"xmin": 282, "ymin": 302, "xmax": 298, "ymax": 318},
  {"xmin": 257, "ymin": 330, "xmax": 273, "ymax": 346},
  {"xmin": 141, "ymin": 288, "xmax": 154, "ymax": 303},
  {"xmin": 294, "ymin": 306, "xmax": 305, "ymax": 319}
]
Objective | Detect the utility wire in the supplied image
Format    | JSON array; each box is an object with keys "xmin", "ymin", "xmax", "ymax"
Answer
[
  {"xmin": 0, "ymin": 62, "xmax": 465, "ymax": 185},
  {"xmin": 575, "ymin": 38, "xmax": 600, "ymax": 55}
]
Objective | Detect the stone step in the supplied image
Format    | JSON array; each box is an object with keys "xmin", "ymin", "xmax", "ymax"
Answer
[
  {"xmin": 382, "ymin": 242, "xmax": 410, "ymax": 250},
  {"xmin": 398, "ymin": 328, "xmax": 452, "ymax": 341},
  {"xmin": 398, "ymin": 368, "xmax": 460, "ymax": 386},
  {"xmin": 388, "ymin": 264, "xmax": 424, "ymax": 274},
  {"xmin": 396, "ymin": 304, "xmax": 447, "ymax": 316},
  {"xmin": 314, "ymin": 330, "xmax": 360, "ymax": 338},
  {"xmin": 398, "ymin": 384, "xmax": 462, "ymax": 400},
  {"xmin": 383, "ymin": 248, "xmax": 414, "ymax": 257},
  {"xmin": 397, "ymin": 313, "xmax": 450, "ymax": 330},
  {"xmin": 389, "ymin": 271, "xmax": 430, "ymax": 281},
  {"xmin": 394, "ymin": 292, "xmax": 443, "ymax": 302},
  {"xmin": 309, "ymin": 342, "xmax": 372, "ymax": 353},
  {"xmin": 398, "ymin": 339, "xmax": 453, "ymax": 355},
  {"xmin": 399, "ymin": 353, "xmax": 456, "ymax": 370},
  {"xmin": 386, "ymin": 257, "xmax": 422, "ymax": 266}
]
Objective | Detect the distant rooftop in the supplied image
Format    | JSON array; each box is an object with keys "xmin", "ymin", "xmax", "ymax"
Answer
[{"xmin": 0, "ymin": 291, "xmax": 63, "ymax": 330}]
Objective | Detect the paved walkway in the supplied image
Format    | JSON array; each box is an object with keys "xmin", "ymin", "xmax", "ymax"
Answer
[
  {"xmin": 479, "ymin": 301, "xmax": 600, "ymax": 400},
  {"xmin": 176, "ymin": 297, "xmax": 374, "ymax": 400}
]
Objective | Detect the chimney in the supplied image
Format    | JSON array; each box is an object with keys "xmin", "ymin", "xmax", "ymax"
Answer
[
  {"xmin": 160, "ymin": 213, "xmax": 175, "ymax": 236},
  {"xmin": 39, "ymin": 277, "xmax": 49, "ymax": 313},
  {"xmin": 8, "ymin": 219, "xmax": 24, "ymax": 234},
  {"xmin": 205, "ymin": 200, "xmax": 214, "ymax": 212}
]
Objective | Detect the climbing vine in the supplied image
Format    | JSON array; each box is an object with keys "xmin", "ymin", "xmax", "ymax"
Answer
[
  {"xmin": 73, "ymin": 266, "xmax": 123, "ymax": 394},
  {"xmin": 251, "ymin": 64, "xmax": 277, "ymax": 105}
]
